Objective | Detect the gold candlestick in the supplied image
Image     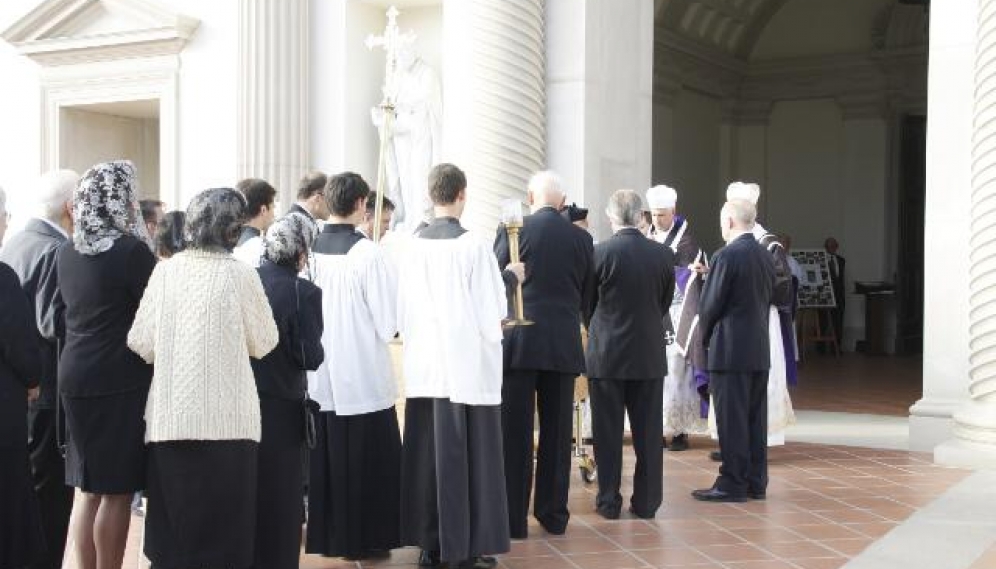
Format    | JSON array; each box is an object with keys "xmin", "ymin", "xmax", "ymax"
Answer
[{"xmin": 501, "ymin": 200, "xmax": 533, "ymax": 327}]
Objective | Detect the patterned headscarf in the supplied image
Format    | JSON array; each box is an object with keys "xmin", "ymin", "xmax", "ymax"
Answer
[
  {"xmin": 73, "ymin": 161, "xmax": 151, "ymax": 255},
  {"xmin": 264, "ymin": 212, "xmax": 318, "ymax": 268},
  {"xmin": 185, "ymin": 188, "xmax": 247, "ymax": 252}
]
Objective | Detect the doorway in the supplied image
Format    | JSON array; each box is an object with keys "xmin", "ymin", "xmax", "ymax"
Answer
[{"xmin": 59, "ymin": 99, "xmax": 161, "ymax": 200}]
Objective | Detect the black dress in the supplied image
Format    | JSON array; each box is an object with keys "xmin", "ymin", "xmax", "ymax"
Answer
[
  {"xmin": 0, "ymin": 261, "xmax": 46, "ymax": 569},
  {"xmin": 250, "ymin": 261, "xmax": 325, "ymax": 569},
  {"xmin": 56, "ymin": 236, "xmax": 156, "ymax": 494}
]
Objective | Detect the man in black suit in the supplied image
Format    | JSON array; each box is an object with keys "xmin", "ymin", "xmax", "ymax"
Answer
[
  {"xmin": 494, "ymin": 171, "xmax": 595, "ymax": 538},
  {"xmin": 291, "ymin": 171, "xmax": 331, "ymax": 221},
  {"xmin": 693, "ymin": 199, "xmax": 776, "ymax": 503},
  {"xmin": 0, "ymin": 170, "xmax": 78, "ymax": 569},
  {"xmin": 824, "ymin": 237, "xmax": 846, "ymax": 347},
  {"xmin": 584, "ymin": 189, "xmax": 674, "ymax": 520}
]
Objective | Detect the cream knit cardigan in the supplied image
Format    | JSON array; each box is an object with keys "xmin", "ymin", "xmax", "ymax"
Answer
[{"xmin": 127, "ymin": 250, "xmax": 278, "ymax": 443}]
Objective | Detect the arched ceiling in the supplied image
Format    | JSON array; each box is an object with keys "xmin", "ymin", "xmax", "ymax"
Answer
[
  {"xmin": 655, "ymin": 0, "xmax": 927, "ymax": 62},
  {"xmin": 655, "ymin": 0, "xmax": 789, "ymax": 60}
]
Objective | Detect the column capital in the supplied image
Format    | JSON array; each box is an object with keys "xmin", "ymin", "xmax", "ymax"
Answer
[
  {"xmin": 836, "ymin": 93, "xmax": 891, "ymax": 121},
  {"xmin": 722, "ymin": 99, "xmax": 773, "ymax": 126}
]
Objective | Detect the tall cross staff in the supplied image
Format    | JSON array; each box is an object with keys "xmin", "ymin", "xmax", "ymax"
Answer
[{"xmin": 366, "ymin": 6, "xmax": 416, "ymax": 242}]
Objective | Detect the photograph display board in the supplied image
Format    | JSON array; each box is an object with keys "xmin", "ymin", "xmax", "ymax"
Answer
[{"xmin": 791, "ymin": 249, "xmax": 837, "ymax": 309}]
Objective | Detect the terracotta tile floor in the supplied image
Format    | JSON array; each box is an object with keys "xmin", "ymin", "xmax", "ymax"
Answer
[
  {"xmin": 106, "ymin": 440, "xmax": 968, "ymax": 569},
  {"xmin": 790, "ymin": 353, "xmax": 922, "ymax": 416}
]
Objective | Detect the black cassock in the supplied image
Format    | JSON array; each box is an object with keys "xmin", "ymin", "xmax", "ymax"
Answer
[{"xmin": 399, "ymin": 217, "xmax": 511, "ymax": 563}]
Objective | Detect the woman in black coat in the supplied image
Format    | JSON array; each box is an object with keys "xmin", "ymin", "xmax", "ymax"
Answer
[
  {"xmin": 0, "ymin": 261, "xmax": 46, "ymax": 569},
  {"xmin": 250, "ymin": 212, "xmax": 324, "ymax": 569},
  {"xmin": 56, "ymin": 161, "xmax": 156, "ymax": 569}
]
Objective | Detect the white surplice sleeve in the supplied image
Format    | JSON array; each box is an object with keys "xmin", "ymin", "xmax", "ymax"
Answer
[
  {"xmin": 469, "ymin": 240, "xmax": 507, "ymax": 344},
  {"xmin": 364, "ymin": 248, "xmax": 399, "ymax": 344}
]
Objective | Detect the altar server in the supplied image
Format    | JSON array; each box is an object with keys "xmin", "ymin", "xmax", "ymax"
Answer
[
  {"xmin": 306, "ymin": 172, "xmax": 401, "ymax": 560},
  {"xmin": 398, "ymin": 163, "xmax": 510, "ymax": 569}
]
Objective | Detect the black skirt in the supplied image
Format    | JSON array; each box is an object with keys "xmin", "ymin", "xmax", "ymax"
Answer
[
  {"xmin": 63, "ymin": 390, "xmax": 148, "ymax": 494},
  {"xmin": 253, "ymin": 397, "xmax": 305, "ymax": 569},
  {"xmin": 0, "ymin": 446, "xmax": 46, "ymax": 569},
  {"xmin": 145, "ymin": 440, "xmax": 258, "ymax": 569},
  {"xmin": 306, "ymin": 407, "xmax": 402, "ymax": 558}
]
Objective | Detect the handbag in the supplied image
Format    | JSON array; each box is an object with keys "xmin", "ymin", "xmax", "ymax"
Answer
[{"xmin": 295, "ymin": 278, "xmax": 320, "ymax": 450}]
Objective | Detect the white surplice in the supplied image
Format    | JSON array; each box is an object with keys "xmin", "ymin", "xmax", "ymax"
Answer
[
  {"xmin": 308, "ymin": 239, "xmax": 398, "ymax": 415},
  {"xmin": 396, "ymin": 233, "xmax": 507, "ymax": 405}
]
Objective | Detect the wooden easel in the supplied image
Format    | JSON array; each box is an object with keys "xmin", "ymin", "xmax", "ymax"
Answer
[{"xmin": 798, "ymin": 307, "xmax": 840, "ymax": 360}]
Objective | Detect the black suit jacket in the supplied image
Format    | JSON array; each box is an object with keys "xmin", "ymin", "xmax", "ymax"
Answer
[
  {"xmin": 495, "ymin": 207, "xmax": 595, "ymax": 374},
  {"xmin": 57, "ymin": 236, "xmax": 156, "ymax": 397},
  {"xmin": 0, "ymin": 219, "xmax": 67, "ymax": 409},
  {"xmin": 252, "ymin": 261, "xmax": 325, "ymax": 401},
  {"xmin": 0, "ymin": 262, "xmax": 42, "ymax": 447},
  {"xmin": 699, "ymin": 233, "xmax": 776, "ymax": 372},
  {"xmin": 584, "ymin": 227, "xmax": 674, "ymax": 380}
]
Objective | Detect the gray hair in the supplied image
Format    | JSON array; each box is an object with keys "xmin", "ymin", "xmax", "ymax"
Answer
[
  {"xmin": 527, "ymin": 170, "xmax": 565, "ymax": 206},
  {"xmin": 721, "ymin": 199, "xmax": 757, "ymax": 229},
  {"xmin": 185, "ymin": 188, "xmax": 247, "ymax": 252},
  {"xmin": 606, "ymin": 189, "xmax": 643, "ymax": 227},
  {"xmin": 264, "ymin": 212, "xmax": 318, "ymax": 268},
  {"xmin": 34, "ymin": 169, "xmax": 78, "ymax": 222}
]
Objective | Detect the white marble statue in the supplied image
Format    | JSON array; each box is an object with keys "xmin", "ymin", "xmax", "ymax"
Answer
[{"xmin": 370, "ymin": 44, "xmax": 442, "ymax": 234}]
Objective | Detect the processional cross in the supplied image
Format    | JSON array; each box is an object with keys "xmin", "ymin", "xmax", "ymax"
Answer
[{"xmin": 366, "ymin": 6, "xmax": 416, "ymax": 242}]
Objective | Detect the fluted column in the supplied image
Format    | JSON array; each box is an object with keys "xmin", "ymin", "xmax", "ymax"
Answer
[
  {"xmin": 936, "ymin": 0, "xmax": 996, "ymax": 467},
  {"xmin": 442, "ymin": 0, "xmax": 545, "ymax": 234},
  {"xmin": 238, "ymin": 0, "xmax": 310, "ymax": 211}
]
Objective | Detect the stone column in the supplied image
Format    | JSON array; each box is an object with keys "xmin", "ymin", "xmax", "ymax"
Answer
[
  {"xmin": 442, "ymin": 0, "xmax": 546, "ymax": 234},
  {"xmin": 237, "ymin": 0, "xmax": 310, "ymax": 211},
  {"xmin": 544, "ymin": 0, "xmax": 654, "ymax": 241},
  {"xmin": 910, "ymin": 0, "xmax": 976, "ymax": 453},
  {"xmin": 935, "ymin": 0, "xmax": 996, "ymax": 467}
]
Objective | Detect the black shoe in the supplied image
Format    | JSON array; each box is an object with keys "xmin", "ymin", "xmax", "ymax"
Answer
[
  {"xmin": 596, "ymin": 505, "xmax": 621, "ymax": 520},
  {"xmin": 538, "ymin": 518, "xmax": 567, "ymax": 536},
  {"xmin": 458, "ymin": 556, "xmax": 497, "ymax": 569},
  {"xmin": 749, "ymin": 491, "xmax": 766, "ymax": 500},
  {"xmin": 628, "ymin": 505, "xmax": 656, "ymax": 519},
  {"xmin": 669, "ymin": 434, "xmax": 689, "ymax": 452},
  {"xmin": 709, "ymin": 450, "xmax": 722, "ymax": 462},
  {"xmin": 418, "ymin": 549, "xmax": 442, "ymax": 567},
  {"xmin": 691, "ymin": 487, "xmax": 748, "ymax": 503}
]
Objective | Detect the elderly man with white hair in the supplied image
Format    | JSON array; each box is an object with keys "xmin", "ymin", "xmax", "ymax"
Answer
[
  {"xmin": 646, "ymin": 184, "xmax": 708, "ymax": 452},
  {"xmin": 707, "ymin": 182, "xmax": 796, "ymax": 458},
  {"xmin": 493, "ymin": 170, "xmax": 595, "ymax": 538},
  {"xmin": 693, "ymin": 199, "xmax": 777, "ymax": 502},
  {"xmin": 0, "ymin": 169, "xmax": 78, "ymax": 569},
  {"xmin": 584, "ymin": 189, "xmax": 674, "ymax": 520}
]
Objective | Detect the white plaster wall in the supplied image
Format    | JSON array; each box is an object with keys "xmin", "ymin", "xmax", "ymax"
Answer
[
  {"xmin": 59, "ymin": 108, "xmax": 161, "ymax": 199},
  {"xmin": 910, "ymin": 0, "xmax": 976, "ymax": 452},
  {"xmin": 0, "ymin": 0, "xmax": 45, "ymax": 231},
  {"xmin": 765, "ymin": 100, "xmax": 843, "ymax": 247},
  {"xmin": 668, "ymin": 89, "xmax": 723, "ymax": 253},
  {"xmin": 751, "ymin": 0, "xmax": 894, "ymax": 60},
  {"xmin": 170, "ymin": 0, "xmax": 239, "ymax": 207}
]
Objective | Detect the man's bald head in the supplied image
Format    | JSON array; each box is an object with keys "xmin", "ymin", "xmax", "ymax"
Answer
[
  {"xmin": 719, "ymin": 199, "xmax": 756, "ymax": 242},
  {"xmin": 527, "ymin": 170, "xmax": 566, "ymax": 211}
]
